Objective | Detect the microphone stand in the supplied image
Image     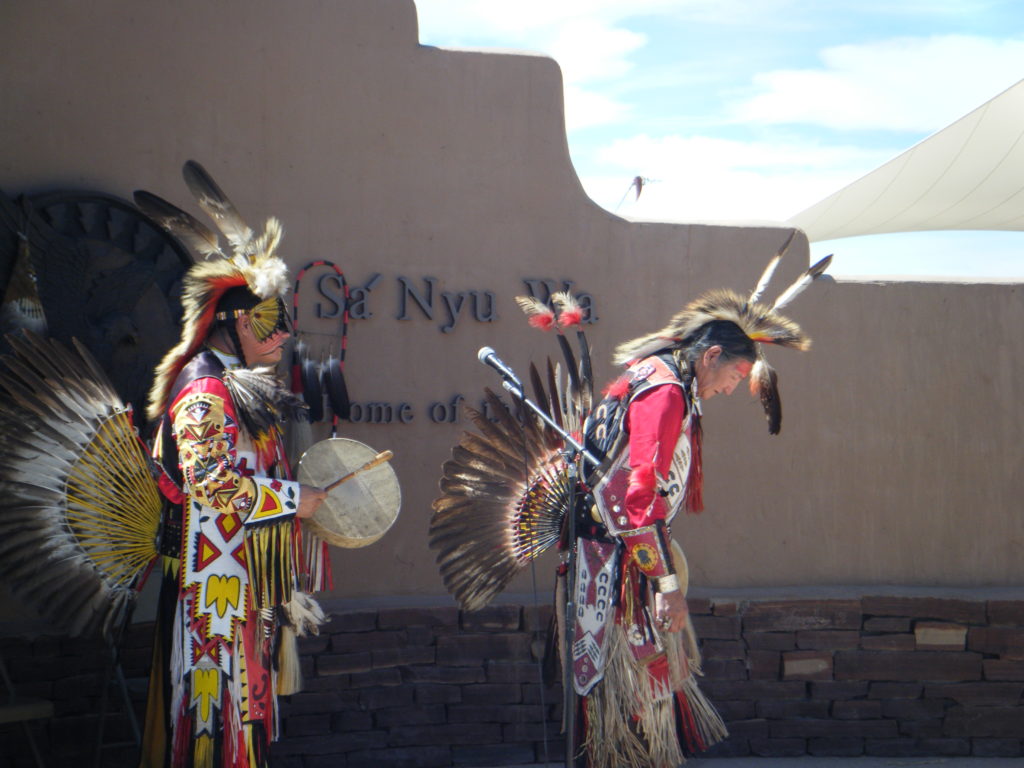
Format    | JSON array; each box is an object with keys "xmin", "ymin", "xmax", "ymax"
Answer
[{"xmin": 490, "ymin": 373, "xmax": 596, "ymax": 768}]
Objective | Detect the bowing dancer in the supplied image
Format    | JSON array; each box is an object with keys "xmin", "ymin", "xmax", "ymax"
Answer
[{"xmin": 431, "ymin": 232, "xmax": 829, "ymax": 767}]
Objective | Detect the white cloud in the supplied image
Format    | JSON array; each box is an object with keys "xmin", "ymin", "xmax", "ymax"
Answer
[
  {"xmin": 589, "ymin": 133, "xmax": 893, "ymax": 221},
  {"xmin": 564, "ymin": 86, "xmax": 633, "ymax": 131},
  {"xmin": 735, "ymin": 35, "xmax": 1024, "ymax": 132}
]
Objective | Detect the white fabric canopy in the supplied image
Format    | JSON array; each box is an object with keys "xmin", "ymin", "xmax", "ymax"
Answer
[{"xmin": 788, "ymin": 78, "xmax": 1024, "ymax": 243}]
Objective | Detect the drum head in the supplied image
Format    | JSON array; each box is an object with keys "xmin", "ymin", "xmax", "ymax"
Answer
[{"xmin": 297, "ymin": 438, "xmax": 401, "ymax": 548}]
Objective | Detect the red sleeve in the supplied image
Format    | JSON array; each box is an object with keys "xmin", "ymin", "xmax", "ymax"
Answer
[{"xmin": 623, "ymin": 384, "xmax": 686, "ymax": 527}]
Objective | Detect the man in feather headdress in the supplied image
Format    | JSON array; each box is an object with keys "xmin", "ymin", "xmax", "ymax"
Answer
[
  {"xmin": 136, "ymin": 162, "xmax": 330, "ymax": 768},
  {"xmin": 431, "ymin": 233, "xmax": 830, "ymax": 768},
  {"xmin": 565, "ymin": 246, "xmax": 830, "ymax": 768}
]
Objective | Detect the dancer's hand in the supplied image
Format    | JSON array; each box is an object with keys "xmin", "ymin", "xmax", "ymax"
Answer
[
  {"xmin": 654, "ymin": 589, "xmax": 688, "ymax": 633},
  {"xmin": 297, "ymin": 485, "xmax": 327, "ymax": 518}
]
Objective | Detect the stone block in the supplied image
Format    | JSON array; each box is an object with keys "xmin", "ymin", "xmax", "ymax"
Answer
[
  {"xmin": 703, "ymin": 680, "xmax": 806, "ymax": 701},
  {"xmin": 522, "ymin": 603, "xmax": 553, "ymax": 632},
  {"xmin": 750, "ymin": 737, "xmax": 806, "ymax": 756},
  {"xmin": 723, "ymin": 718, "xmax": 770, "ymax": 738},
  {"xmin": 863, "ymin": 617, "xmax": 911, "ymax": 633},
  {"xmin": 745, "ymin": 632, "xmax": 796, "ymax": 651},
  {"xmin": 944, "ymin": 705, "xmax": 1024, "ymax": 738},
  {"xmin": 303, "ymin": 676, "xmax": 359, "ymax": 696},
  {"xmin": 924, "ymin": 682, "xmax": 1023, "ymax": 705},
  {"xmin": 687, "ymin": 597, "xmax": 713, "ymax": 615},
  {"xmin": 415, "ymin": 683, "xmax": 462, "ymax": 705},
  {"xmin": 486, "ymin": 661, "xmax": 544, "ymax": 684},
  {"xmin": 864, "ymin": 738, "xmax": 931, "ymax": 756},
  {"xmin": 796, "ymin": 630, "xmax": 860, "ymax": 650},
  {"xmin": 747, "ymin": 650, "xmax": 780, "ymax": 680},
  {"xmin": 770, "ymin": 718, "xmax": 897, "ymax": 739},
  {"xmin": 331, "ymin": 630, "xmax": 405, "ymax": 654},
  {"xmin": 711, "ymin": 600, "xmax": 738, "ymax": 616},
  {"xmin": 987, "ymin": 600, "xmax": 1024, "ymax": 626},
  {"xmin": 782, "ymin": 651, "xmax": 833, "ymax": 681},
  {"xmin": 520, "ymin": 682, "xmax": 562, "ymax": 705},
  {"xmin": 756, "ymin": 699, "xmax": 830, "ymax": 719},
  {"xmin": 451, "ymin": 743, "xmax": 536, "ymax": 767},
  {"xmin": 808, "ymin": 736, "xmax": 864, "ymax": 756},
  {"xmin": 862, "ymin": 596, "xmax": 985, "ymax": 624},
  {"xmin": 377, "ymin": 606, "xmax": 459, "ymax": 629},
  {"xmin": 326, "ymin": 610, "xmax": 377, "ymax": 633},
  {"xmin": 460, "ymin": 605, "xmax": 522, "ymax": 632},
  {"xmin": 881, "ymin": 698, "xmax": 946, "ymax": 720},
  {"xmin": 972, "ymin": 738, "xmax": 1022, "ymax": 757},
  {"xmin": 714, "ymin": 700, "xmax": 756, "ymax": 721},
  {"xmin": 703, "ymin": 659, "xmax": 747, "ymax": 680},
  {"xmin": 401, "ymin": 665, "xmax": 486, "ymax": 684},
  {"xmin": 371, "ymin": 646, "xmax": 436, "ymax": 668},
  {"xmin": 915, "ymin": 622, "xmax": 967, "ymax": 651},
  {"xmin": 406, "ymin": 625, "xmax": 439, "ymax": 645},
  {"xmin": 898, "ymin": 719, "xmax": 944, "ymax": 738},
  {"xmin": 318, "ymin": 652, "xmax": 373, "ymax": 676},
  {"xmin": 281, "ymin": 691, "xmax": 350, "ymax": 715},
  {"xmin": 296, "ymin": 635, "xmax": 330, "ymax": 655},
  {"xmin": 536, "ymin": 739, "xmax": 566, "ymax": 762},
  {"xmin": 345, "ymin": 746, "xmax": 452, "ymax": 768},
  {"xmin": 285, "ymin": 713, "xmax": 330, "ymax": 737},
  {"xmin": 969, "ymin": 627, "xmax": 1024, "ymax": 658},
  {"xmin": 460, "ymin": 683, "xmax": 523, "ymax": 704},
  {"xmin": 810, "ymin": 681, "xmax": 869, "ymax": 700},
  {"xmin": 832, "ymin": 700, "xmax": 882, "ymax": 720},
  {"xmin": 374, "ymin": 704, "xmax": 446, "ymax": 728},
  {"xmin": 983, "ymin": 660, "xmax": 1024, "ymax": 681},
  {"xmin": 868, "ymin": 682, "xmax": 922, "ymax": 699},
  {"xmin": 447, "ymin": 703, "xmax": 539, "ymax": 723},
  {"xmin": 835, "ymin": 651, "xmax": 982, "ymax": 682},
  {"xmin": 703, "ymin": 737, "xmax": 752, "ymax": 757},
  {"xmin": 743, "ymin": 599, "xmax": 862, "ymax": 632},
  {"xmin": 502, "ymin": 720, "xmax": 559, "ymax": 742},
  {"xmin": 918, "ymin": 738, "xmax": 971, "ymax": 756},
  {"xmin": 388, "ymin": 723, "xmax": 502, "ymax": 747},
  {"xmin": 436, "ymin": 633, "xmax": 531, "ymax": 666},
  {"xmin": 335, "ymin": 710, "xmax": 374, "ymax": 732},
  {"xmin": 691, "ymin": 615, "xmax": 741, "ymax": 639},
  {"xmin": 359, "ymin": 685, "xmax": 414, "ymax": 710},
  {"xmin": 281, "ymin": 731, "xmax": 389, "ymax": 754},
  {"xmin": 349, "ymin": 668, "xmax": 402, "ymax": 688},
  {"xmin": 702, "ymin": 639, "xmax": 746, "ymax": 660},
  {"xmin": 860, "ymin": 634, "xmax": 915, "ymax": 651}
]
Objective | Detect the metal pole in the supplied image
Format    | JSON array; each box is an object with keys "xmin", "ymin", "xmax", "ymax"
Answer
[{"xmin": 483, "ymin": 354, "xmax": 592, "ymax": 767}]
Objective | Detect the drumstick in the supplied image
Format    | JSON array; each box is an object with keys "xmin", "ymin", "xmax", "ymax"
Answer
[{"xmin": 324, "ymin": 450, "xmax": 394, "ymax": 492}]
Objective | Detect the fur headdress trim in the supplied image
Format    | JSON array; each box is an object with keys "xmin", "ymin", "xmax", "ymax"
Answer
[
  {"xmin": 609, "ymin": 234, "xmax": 830, "ymax": 434},
  {"xmin": 612, "ymin": 288, "xmax": 810, "ymax": 367}
]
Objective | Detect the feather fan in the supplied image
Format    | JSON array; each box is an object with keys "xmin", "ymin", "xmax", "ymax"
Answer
[
  {"xmin": 0, "ymin": 331, "xmax": 161, "ymax": 640},
  {"xmin": 430, "ymin": 387, "xmax": 573, "ymax": 611}
]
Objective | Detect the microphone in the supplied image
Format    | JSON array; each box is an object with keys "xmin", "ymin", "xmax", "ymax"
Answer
[{"xmin": 477, "ymin": 346, "xmax": 521, "ymax": 386}]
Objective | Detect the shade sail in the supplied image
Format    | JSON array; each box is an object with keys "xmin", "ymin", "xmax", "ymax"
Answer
[{"xmin": 788, "ymin": 78, "xmax": 1024, "ymax": 242}]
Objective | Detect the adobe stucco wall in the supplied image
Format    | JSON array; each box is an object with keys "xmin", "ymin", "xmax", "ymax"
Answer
[{"xmin": 1, "ymin": 0, "xmax": 1021, "ymax": 612}]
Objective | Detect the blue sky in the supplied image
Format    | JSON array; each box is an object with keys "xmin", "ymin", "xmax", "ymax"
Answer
[{"xmin": 413, "ymin": 1, "xmax": 1024, "ymax": 278}]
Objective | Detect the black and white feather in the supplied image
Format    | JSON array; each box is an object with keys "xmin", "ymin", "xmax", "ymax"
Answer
[
  {"xmin": 0, "ymin": 331, "xmax": 162, "ymax": 640},
  {"xmin": 429, "ymin": 388, "xmax": 572, "ymax": 611}
]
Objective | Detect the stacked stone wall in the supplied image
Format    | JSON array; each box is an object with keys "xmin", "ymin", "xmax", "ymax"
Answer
[{"xmin": 2, "ymin": 594, "xmax": 1022, "ymax": 766}]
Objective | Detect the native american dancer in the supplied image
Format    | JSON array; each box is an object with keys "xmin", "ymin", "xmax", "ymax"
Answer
[
  {"xmin": 430, "ymin": 232, "xmax": 829, "ymax": 767},
  {"xmin": 135, "ymin": 162, "xmax": 330, "ymax": 768}
]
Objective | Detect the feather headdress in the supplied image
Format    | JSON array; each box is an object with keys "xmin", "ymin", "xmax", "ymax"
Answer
[
  {"xmin": 612, "ymin": 231, "xmax": 831, "ymax": 434},
  {"xmin": 136, "ymin": 161, "xmax": 291, "ymax": 421}
]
